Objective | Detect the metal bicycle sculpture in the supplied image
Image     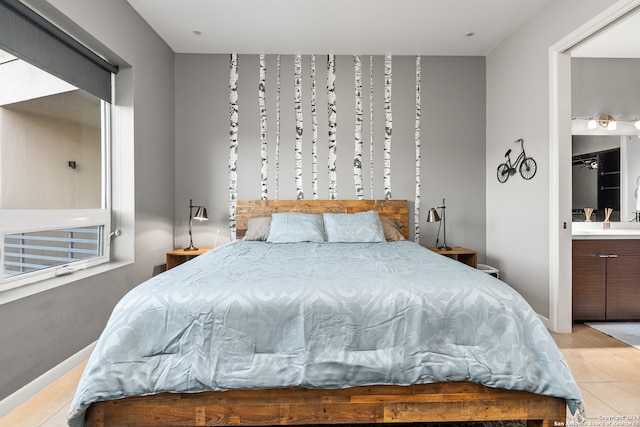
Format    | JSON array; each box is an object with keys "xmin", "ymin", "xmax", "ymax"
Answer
[{"xmin": 497, "ymin": 138, "xmax": 537, "ymax": 183}]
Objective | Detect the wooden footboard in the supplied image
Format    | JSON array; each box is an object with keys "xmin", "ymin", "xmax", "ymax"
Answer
[{"xmin": 85, "ymin": 382, "xmax": 566, "ymax": 427}]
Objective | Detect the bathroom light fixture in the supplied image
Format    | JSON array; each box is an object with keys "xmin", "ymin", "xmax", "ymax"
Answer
[
  {"xmin": 426, "ymin": 198, "xmax": 451, "ymax": 251},
  {"xmin": 598, "ymin": 114, "xmax": 616, "ymax": 130},
  {"xmin": 572, "ymin": 114, "xmax": 640, "ymax": 131},
  {"xmin": 185, "ymin": 198, "xmax": 208, "ymax": 251}
]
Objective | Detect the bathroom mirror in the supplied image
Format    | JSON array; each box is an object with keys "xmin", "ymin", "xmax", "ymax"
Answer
[{"xmin": 572, "ymin": 135, "xmax": 640, "ymax": 222}]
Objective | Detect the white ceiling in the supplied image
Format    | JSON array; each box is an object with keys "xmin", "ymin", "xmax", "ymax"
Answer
[
  {"xmin": 125, "ymin": 0, "xmax": 554, "ymax": 56},
  {"xmin": 125, "ymin": 0, "xmax": 640, "ymax": 58},
  {"xmin": 570, "ymin": 9, "xmax": 640, "ymax": 59}
]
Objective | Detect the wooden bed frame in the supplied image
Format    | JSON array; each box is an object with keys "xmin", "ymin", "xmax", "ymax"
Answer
[{"xmin": 85, "ymin": 200, "xmax": 567, "ymax": 427}]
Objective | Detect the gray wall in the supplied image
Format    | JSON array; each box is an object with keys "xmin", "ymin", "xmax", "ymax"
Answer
[
  {"xmin": 485, "ymin": 0, "xmax": 618, "ymax": 321},
  {"xmin": 572, "ymin": 57, "xmax": 640, "ymax": 126},
  {"xmin": 0, "ymin": 0, "xmax": 175, "ymax": 402},
  {"xmin": 174, "ymin": 54, "xmax": 487, "ymax": 257}
]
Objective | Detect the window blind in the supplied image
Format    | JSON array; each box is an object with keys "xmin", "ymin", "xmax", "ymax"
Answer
[{"xmin": 0, "ymin": 0, "xmax": 118, "ymax": 102}]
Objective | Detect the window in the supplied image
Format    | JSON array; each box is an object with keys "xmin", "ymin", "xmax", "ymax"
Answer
[
  {"xmin": 4, "ymin": 225, "xmax": 104, "ymax": 278},
  {"xmin": 0, "ymin": 50, "xmax": 111, "ymax": 289},
  {"xmin": 0, "ymin": 0, "xmax": 118, "ymax": 290}
]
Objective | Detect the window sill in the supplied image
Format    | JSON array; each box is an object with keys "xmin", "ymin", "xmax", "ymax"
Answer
[{"xmin": 0, "ymin": 260, "xmax": 132, "ymax": 306}]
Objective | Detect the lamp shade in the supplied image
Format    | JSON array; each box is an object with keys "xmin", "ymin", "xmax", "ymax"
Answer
[
  {"xmin": 194, "ymin": 207, "xmax": 208, "ymax": 221},
  {"xmin": 426, "ymin": 208, "xmax": 441, "ymax": 222}
]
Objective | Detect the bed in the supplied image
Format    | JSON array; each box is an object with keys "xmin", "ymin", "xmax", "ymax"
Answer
[{"xmin": 68, "ymin": 199, "xmax": 581, "ymax": 427}]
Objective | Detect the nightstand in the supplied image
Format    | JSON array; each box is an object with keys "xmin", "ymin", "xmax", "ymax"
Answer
[
  {"xmin": 166, "ymin": 248, "xmax": 212, "ymax": 270},
  {"xmin": 426, "ymin": 246, "xmax": 477, "ymax": 268}
]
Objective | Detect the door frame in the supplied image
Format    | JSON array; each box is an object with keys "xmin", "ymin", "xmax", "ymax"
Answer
[{"xmin": 548, "ymin": 0, "xmax": 640, "ymax": 332}]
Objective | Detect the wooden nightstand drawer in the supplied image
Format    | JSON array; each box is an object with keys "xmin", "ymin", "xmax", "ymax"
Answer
[
  {"xmin": 426, "ymin": 246, "xmax": 477, "ymax": 268},
  {"xmin": 166, "ymin": 248, "xmax": 212, "ymax": 270}
]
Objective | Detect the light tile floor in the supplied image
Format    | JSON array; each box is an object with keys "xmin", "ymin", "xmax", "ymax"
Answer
[
  {"xmin": 0, "ymin": 361, "xmax": 86, "ymax": 427},
  {"xmin": 550, "ymin": 324, "xmax": 640, "ymax": 420}
]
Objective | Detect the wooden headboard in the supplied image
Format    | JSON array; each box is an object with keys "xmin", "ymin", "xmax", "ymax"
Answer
[{"xmin": 236, "ymin": 199, "xmax": 409, "ymax": 239}]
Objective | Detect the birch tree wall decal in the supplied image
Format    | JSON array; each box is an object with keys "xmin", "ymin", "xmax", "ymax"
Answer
[
  {"xmin": 275, "ymin": 55, "xmax": 281, "ymax": 199},
  {"xmin": 229, "ymin": 53, "xmax": 239, "ymax": 240},
  {"xmin": 414, "ymin": 56, "xmax": 422, "ymax": 242},
  {"xmin": 327, "ymin": 54, "xmax": 338, "ymax": 200},
  {"xmin": 369, "ymin": 55, "xmax": 375, "ymax": 199},
  {"xmin": 310, "ymin": 55, "xmax": 319, "ymax": 199},
  {"xmin": 383, "ymin": 55, "xmax": 392, "ymax": 200},
  {"xmin": 259, "ymin": 54, "xmax": 268, "ymax": 200},
  {"xmin": 354, "ymin": 55, "xmax": 364, "ymax": 200},
  {"xmin": 294, "ymin": 54, "xmax": 304, "ymax": 200}
]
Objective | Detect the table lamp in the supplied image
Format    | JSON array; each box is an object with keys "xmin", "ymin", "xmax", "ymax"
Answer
[
  {"xmin": 427, "ymin": 198, "xmax": 451, "ymax": 250},
  {"xmin": 185, "ymin": 198, "xmax": 208, "ymax": 251}
]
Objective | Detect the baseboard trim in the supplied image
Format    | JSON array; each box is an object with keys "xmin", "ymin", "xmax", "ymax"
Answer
[
  {"xmin": 0, "ymin": 341, "xmax": 96, "ymax": 418},
  {"xmin": 538, "ymin": 312, "xmax": 553, "ymax": 331}
]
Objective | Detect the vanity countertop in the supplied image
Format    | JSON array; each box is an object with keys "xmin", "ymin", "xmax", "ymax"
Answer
[{"xmin": 572, "ymin": 223, "xmax": 640, "ymax": 239}]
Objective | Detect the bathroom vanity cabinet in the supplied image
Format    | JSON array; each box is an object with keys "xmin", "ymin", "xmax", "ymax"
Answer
[{"xmin": 572, "ymin": 239, "xmax": 640, "ymax": 321}]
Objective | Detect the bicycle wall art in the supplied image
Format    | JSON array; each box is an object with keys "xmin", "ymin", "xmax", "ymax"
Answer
[{"xmin": 497, "ymin": 138, "xmax": 537, "ymax": 183}]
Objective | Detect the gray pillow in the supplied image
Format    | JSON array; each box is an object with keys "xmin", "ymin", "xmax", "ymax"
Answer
[
  {"xmin": 243, "ymin": 216, "xmax": 271, "ymax": 241},
  {"xmin": 380, "ymin": 215, "xmax": 406, "ymax": 241}
]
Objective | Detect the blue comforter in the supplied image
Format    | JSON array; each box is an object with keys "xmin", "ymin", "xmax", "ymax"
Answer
[{"xmin": 68, "ymin": 241, "xmax": 582, "ymax": 426}]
